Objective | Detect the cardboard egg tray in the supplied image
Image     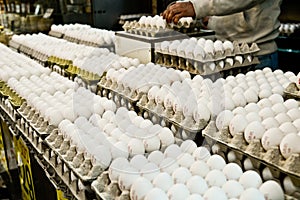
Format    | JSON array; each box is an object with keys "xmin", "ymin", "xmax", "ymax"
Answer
[
  {"xmin": 284, "ymin": 83, "xmax": 300, "ymax": 101},
  {"xmin": 97, "ymin": 77, "xmax": 142, "ymax": 112},
  {"xmin": 8, "ymin": 39, "xmax": 21, "ymax": 52},
  {"xmin": 155, "ymin": 42, "xmax": 260, "ymax": 77},
  {"xmin": 48, "ymin": 30, "xmax": 64, "ymax": 38},
  {"xmin": 202, "ymin": 121, "xmax": 300, "ymax": 199},
  {"xmin": 136, "ymin": 95, "xmax": 207, "ymax": 141}
]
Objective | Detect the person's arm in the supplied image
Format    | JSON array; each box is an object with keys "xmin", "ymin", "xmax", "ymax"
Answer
[{"xmin": 190, "ymin": 0, "xmax": 265, "ymax": 19}]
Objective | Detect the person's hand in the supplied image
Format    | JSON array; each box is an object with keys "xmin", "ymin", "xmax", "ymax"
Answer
[{"xmin": 162, "ymin": 2, "xmax": 196, "ymax": 24}]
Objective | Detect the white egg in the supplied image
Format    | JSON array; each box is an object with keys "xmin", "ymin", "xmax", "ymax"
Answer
[
  {"xmin": 222, "ymin": 163, "xmax": 243, "ymax": 180},
  {"xmin": 167, "ymin": 184, "xmax": 190, "ymax": 200},
  {"xmin": 232, "ymin": 107, "xmax": 247, "ymax": 116},
  {"xmin": 143, "ymin": 136, "xmax": 160, "ymax": 153},
  {"xmin": 262, "ymin": 117, "xmax": 280, "ymax": 130},
  {"xmin": 239, "ymin": 170, "xmax": 262, "ymax": 189},
  {"xmin": 177, "ymin": 153, "xmax": 195, "ymax": 168},
  {"xmin": 203, "ymin": 186, "xmax": 227, "ymax": 200},
  {"xmin": 246, "ymin": 112, "xmax": 261, "ymax": 123},
  {"xmin": 172, "ymin": 167, "xmax": 192, "ymax": 184},
  {"xmin": 229, "ymin": 114, "xmax": 248, "ymax": 136},
  {"xmin": 259, "ymin": 180, "xmax": 284, "ymax": 200},
  {"xmin": 279, "ymin": 133, "xmax": 300, "ymax": 159},
  {"xmin": 205, "ymin": 169, "xmax": 227, "ymax": 187},
  {"xmin": 186, "ymin": 176, "xmax": 208, "ymax": 195},
  {"xmin": 272, "ymin": 103, "xmax": 288, "ymax": 115},
  {"xmin": 287, "ymin": 108, "xmax": 300, "ymax": 121},
  {"xmin": 275, "ymin": 113, "xmax": 291, "ymax": 124},
  {"xmin": 279, "ymin": 122, "xmax": 298, "ymax": 135},
  {"xmin": 244, "ymin": 121, "xmax": 265, "ymax": 143},
  {"xmin": 259, "ymin": 107, "xmax": 275, "ymax": 120},
  {"xmin": 118, "ymin": 167, "xmax": 140, "ymax": 190},
  {"xmin": 110, "ymin": 141, "xmax": 129, "ymax": 159},
  {"xmin": 222, "ymin": 180, "xmax": 244, "ymax": 198},
  {"xmin": 144, "ymin": 188, "xmax": 168, "ymax": 200},
  {"xmin": 268, "ymin": 93, "xmax": 284, "ymax": 105},
  {"xmin": 244, "ymin": 103, "xmax": 260, "ymax": 113},
  {"xmin": 130, "ymin": 154, "xmax": 148, "ymax": 170},
  {"xmin": 232, "ymin": 93, "xmax": 247, "ymax": 107},
  {"xmin": 152, "ymin": 172, "xmax": 173, "ymax": 192},
  {"xmin": 240, "ymin": 188, "xmax": 264, "ymax": 200},
  {"xmin": 189, "ymin": 160, "xmax": 209, "ymax": 178},
  {"xmin": 193, "ymin": 147, "xmax": 211, "ymax": 161},
  {"xmin": 206, "ymin": 154, "xmax": 226, "ymax": 170},
  {"xmin": 261, "ymin": 127, "xmax": 284, "ymax": 151},
  {"xmin": 180, "ymin": 140, "xmax": 197, "ymax": 154},
  {"xmin": 257, "ymin": 98, "xmax": 272, "ymax": 108},
  {"xmin": 147, "ymin": 151, "xmax": 164, "ymax": 165},
  {"xmin": 216, "ymin": 110, "xmax": 234, "ymax": 131},
  {"xmin": 130, "ymin": 177, "xmax": 153, "ymax": 200},
  {"xmin": 159, "ymin": 128, "xmax": 175, "ymax": 147},
  {"xmin": 293, "ymin": 118, "xmax": 300, "ymax": 131},
  {"xmin": 186, "ymin": 194, "xmax": 204, "ymax": 200}
]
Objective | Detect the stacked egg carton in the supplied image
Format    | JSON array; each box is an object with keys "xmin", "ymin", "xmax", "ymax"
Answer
[
  {"xmin": 155, "ymin": 37, "xmax": 260, "ymax": 78},
  {"xmin": 97, "ymin": 63, "xmax": 188, "ymax": 111},
  {"xmin": 49, "ymin": 23, "xmax": 115, "ymax": 51},
  {"xmin": 44, "ymin": 103, "xmax": 177, "ymax": 199},
  {"xmin": 123, "ymin": 15, "xmax": 203, "ymax": 37},
  {"xmin": 91, "ymin": 140, "xmax": 286, "ymax": 200},
  {"xmin": 137, "ymin": 67, "xmax": 293, "ymax": 141},
  {"xmin": 284, "ymin": 73, "xmax": 300, "ymax": 101},
  {"xmin": 203, "ymin": 92, "xmax": 300, "ymax": 198},
  {"xmin": 279, "ymin": 23, "xmax": 300, "ymax": 36}
]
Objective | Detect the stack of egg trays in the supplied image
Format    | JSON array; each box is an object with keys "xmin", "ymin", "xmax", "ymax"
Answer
[
  {"xmin": 202, "ymin": 122, "xmax": 300, "ymax": 199},
  {"xmin": 284, "ymin": 83, "xmax": 300, "ymax": 101},
  {"xmin": 136, "ymin": 96, "xmax": 207, "ymax": 141},
  {"xmin": 155, "ymin": 41, "xmax": 260, "ymax": 77},
  {"xmin": 123, "ymin": 20, "xmax": 204, "ymax": 38},
  {"xmin": 96, "ymin": 76, "xmax": 142, "ymax": 112},
  {"xmin": 43, "ymin": 129, "xmax": 96, "ymax": 200}
]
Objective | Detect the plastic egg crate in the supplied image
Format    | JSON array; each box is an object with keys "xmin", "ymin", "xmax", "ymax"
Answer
[
  {"xmin": 279, "ymin": 23, "xmax": 300, "ymax": 36},
  {"xmin": 155, "ymin": 37, "xmax": 260, "ymax": 76},
  {"xmin": 97, "ymin": 63, "xmax": 188, "ymax": 111},
  {"xmin": 203, "ymin": 93, "xmax": 300, "ymax": 196},
  {"xmin": 284, "ymin": 73, "xmax": 300, "ymax": 101},
  {"xmin": 50, "ymin": 23, "xmax": 115, "ymax": 51},
  {"xmin": 44, "ymin": 105, "xmax": 177, "ymax": 186},
  {"xmin": 123, "ymin": 15, "xmax": 202, "ymax": 37},
  {"xmin": 91, "ymin": 139, "xmax": 286, "ymax": 200}
]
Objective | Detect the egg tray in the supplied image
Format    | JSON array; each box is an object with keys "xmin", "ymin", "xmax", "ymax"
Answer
[
  {"xmin": 8, "ymin": 39, "xmax": 21, "ymax": 52},
  {"xmin": 202, "ymin": 121, "xmax": 300, "ymax": 198},
  {"xmin": 44, "ymin": 129, "xmax": 105, "ymax": 183},
  {"xmin": 284, "ymin": 83, "xmax": 300, "ymax": 101},
  {"xmin": 91, "ymin": 172, "xmax": 127, "ymax": 200},
  {"xmin": 155, "ymin": 48, "xmax": 260, "ymax": 77},
  {"xmin": 97, "ymin": 79, "xmax": 142, "ymax": 112},
  {"xmin": 136, "ymin": 97, "xmax": 207, "ymax": 141},
  {"xmin": 15, "ymin": 43, "xmax": 49, "ymax": 66}
]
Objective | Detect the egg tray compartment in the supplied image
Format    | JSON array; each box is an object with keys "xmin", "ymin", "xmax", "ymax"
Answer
[
  {"xmin": 284, "ymin": 83, "xmax": 300, "ymax": 101},
  {"xmin": 202, "ymin": 121, "xmax": 300, "ymax": 198},
  {"xmin": 137, "ymin": 96, "xmax": 207, "ymax": 141},
  {"xmin": 17, "ymin": 44, "xmax": 49, "ymax": 66},
  {"xmin": 97, "ymin": 78, "xmax": 141, "ymax": 112}
]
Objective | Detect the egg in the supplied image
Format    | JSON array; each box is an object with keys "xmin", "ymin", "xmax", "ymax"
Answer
[
  {"xmin": 216, "ymin": 110, "xmax": 234, "ymax": 131},
  {"xmin": 144, "ymin": 188, "xmax": 168, "ymax": 200},
  {"xmin": 189, "ymin": 160, "xmax": 209, "ymax": 178},
  {"xmin": 239, "ymin": 170, "xmax": 262, "ymax": 189},
  {"xmin": 177, "ymin": 153, "xmax": 195, "ymax": 168},
  {"xmin": 244, "ymin": 121, "xmax": 265, "ymax": 143},
  {"xmin": 279, "ymin": 133, "xmax": 300, "ymax": 159},
  {"xmin": 232, "ymin": 93, "xmax": 247, "ymax": 107},
  {"xmin": 159, "ymin": 128, "xmax": 175, "ymax": 147},
  {"xmin": 272, "ymin": 103, "xmax": 288, "ymax": 115},
  {"xmin": 222, "ymin": 180, "xmax": 244, "ymax": 198},
  {"xmin": 110, "ymin": 141, "xmax": 129, "ymax": 159},
  {"xmin": 172, "ymin": 167, "xmax": 192, "ymax": 184},
  {"xmin": 259, "ymin": 180, "xmax": 284, "ymax": 200},
  {"xmin": 206, "ymin": 154, "xmax": 226, "ymax": 170},
  {"xmin": 130, "ymin": 154, "xmax": 148, "ymax": 170},
  {"xmin": 261, "ymin": 127, "xmax": 284, "ymax": 151},
  {"xmin": 130, "ymin": 177, "xmax": 153, "ymax": 200},
  {"xmin": 257, "ymin": 98, "xmax": 272, "ymax": 108},
  {"xmin": 244, "ymin": 103, "xmax": 260, "ymax": 113},
  {"xmin": 262, "ymin": 117, "xmax": 280, "ymax": 129},
  {"xmin": 258, "ymin": 107, "xmax": 275, "ymax": 120},
  {"xmin": 287, "ymin": 108, "xmax": 300, "ymax": 121},
  {"xmin": 268, "ymin": 93, "xmax": 284, "ymax": 104},
  {"xmin": 240, "ymin": 188, "xmax": 264, "ymax": 200},
  {"xmin": 229, "ymin": 114, "xmax": 248, "ymax": 136},
  {"xmin": 152, "ymin": 172, "xmax": 173, "ymax": 192},
  {"xmin": 246, "ymin": 112, "xmax": 261, "ymax": 123},
  {"xmin": 203, "ymin": 186, "xmax": 227, "ymax": 200},
  {"xmin": 118, "ymin": 167, "xmax": 140, "ymax": 190},
  {"xmin": 232, "ymin": 107, "xmax": 247, "ymax": 116},
  {"xmin": 279, "ymin": 122, "xmax": 298, "ymax": 135},
  {"xmin": 186, "ymin": 176, "xmax": 208, "ymax": 195},
  {"xmin": 222, "ymin": 163, "xmax": 243, "ymax": 180},
  {"xmin": 167, "ymin": 184, "xmax": 190, "ymax": 200},
  {"xmin": 140, "ymin": 162, "xmax": 160, "ymax": 181},
  {"xmin": 275, "ymin": 113, "xmax": 291, "ymax": 124},
  {"xmin": 193, "ymin": 147, "xmax": 211, "ymax": 161},
  {"xmin": 186, "ymin": 194, "xmax": 204, "ymax": 200},
  {"xmin": 180, "ymin": 140, "xmax": 197, "ymax": 154},
  {"xmin": 159, "ymin": 157, "xmax": 179, "ymax": 174}
]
